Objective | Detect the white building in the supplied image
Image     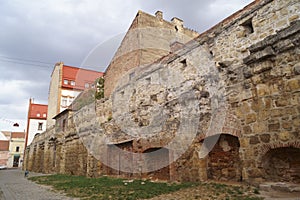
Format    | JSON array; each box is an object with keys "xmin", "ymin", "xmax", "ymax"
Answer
[
  {"xmin": 25, "ymin": 99, "xmax": 47, "ymax": 147},
  {"xmin": 46, "ymin": 62, "xmax": 103, "ymax": 128}
]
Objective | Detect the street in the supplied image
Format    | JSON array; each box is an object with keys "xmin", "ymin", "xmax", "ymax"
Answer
[{"xmin": 0, "ymin": 169, "xmax": 76, "ymax": 200}]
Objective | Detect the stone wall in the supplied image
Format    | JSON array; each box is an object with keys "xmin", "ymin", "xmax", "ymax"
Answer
[
  {"xmin": 24, "ymin": 0, "xmax": 300, "ymax": 185},
  {"xmin": 104, "ymin": 10, "xmax": 199, "ymax": 97}
]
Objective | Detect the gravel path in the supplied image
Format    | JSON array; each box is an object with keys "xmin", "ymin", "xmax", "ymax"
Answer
[{"xmin": 0, "ymin": 169, "xmax": 78, "ymax": 200}]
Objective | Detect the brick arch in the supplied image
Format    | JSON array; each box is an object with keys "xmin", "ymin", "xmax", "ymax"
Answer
[
  {"xmin": 259, "ymin": 143, "xmax": 300, "ymax": 183},
  {"xmin": 141, "ymin": 147, "xmax": 170, "ymax": 181},
  {"xmin": 199, "ymin": 133, "xmax": 242, "ymax": 181},
  {"xmin": 257, "ymin": 141, "xmax": 300, "ymax": 162}
]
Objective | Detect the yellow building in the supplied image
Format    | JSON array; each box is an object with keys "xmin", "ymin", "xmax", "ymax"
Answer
[{"xmin": 7, "ymin": 132, "xmax": 25, "ymax": 168}]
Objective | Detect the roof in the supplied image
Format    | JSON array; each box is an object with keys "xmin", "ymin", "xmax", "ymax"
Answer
[
  {"xmin": 0, "ymin": 132, "xmax": 8, "ymax": 141},
  {"xmin": 52, "ymin": 108, "xmax": 72, "ymax": 119},
  {"xmin": 29, "ymin": 103, "xmax": 48, "ymax": 120},
  {"xmin": 11, "ymin": 132, "xmax": 25, "ymax": 139},
  {"xmin": 62, "ymin": 65, "xmax": 104, "ymax": 90},
  {"xmin": 0, "ymin": 140, "xmax": 9, "ymax": 151},
  {"xmin": 1, "ymin": 131, "xmax": 11, "ymax": 138}
]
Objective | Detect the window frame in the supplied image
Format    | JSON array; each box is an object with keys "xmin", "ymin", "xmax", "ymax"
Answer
[{"xmin": 38, "ymin": 122, "xmax": 43, "ymax": 131}]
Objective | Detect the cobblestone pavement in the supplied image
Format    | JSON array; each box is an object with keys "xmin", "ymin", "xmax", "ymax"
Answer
[{"xmin": 0, "ymin": 169, "xmax": 77, "ymax": 200}]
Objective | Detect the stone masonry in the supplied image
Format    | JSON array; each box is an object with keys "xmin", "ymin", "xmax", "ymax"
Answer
[{"xmin": 24, "ymin": 0, "xmax": 300, "ymax": 185}]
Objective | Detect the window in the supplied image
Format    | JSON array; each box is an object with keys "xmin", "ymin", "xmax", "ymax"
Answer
[
  {"xmin": 85, "ymin": 83, "xmax": 90, "ymax": 88},
  {"xmin": 64, "ymin": 79, "xmax": 68, "ymax": 85},
  {"xmin": 62, "ymin": 119, "xmax": 66, "ymax": 132},
  {"xmin": 38, "ymin": 122, "xmax": 43, "ymax": 131},
  {"xmin": 241, "ymin": 18, "xmax": 254, "ymax": 36},
  {"xmin": 43, "ymin": 113, "xmax": 47, "ymax": 117},
  {"xmin": 36, "ymin": 113, "xmax": 40, "ymax": 117},
  {"xmin": 70, "ymin": 80, "xmax": 75, "ymax": 86},
  {"xmin": 62, "ymin": 97, "xmax": 67, "ymax": 107},
  {"xmin": 16, "ymin": 146, "xmax": 20, "ymax": 152},
  {"xmin": 180, "ymin": 59, "xmax": 187, "ymax": 68},
  {"xmin": 68, "ymin": 97, "xmax": 74, "ymax": 104}
]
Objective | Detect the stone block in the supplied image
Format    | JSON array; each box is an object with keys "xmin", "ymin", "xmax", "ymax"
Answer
[
  {"xmin": 286, "ymin": 79, "xmax": 300, "ymax": 91},
  {"xmin": 243, "ymin": 125, "xmax": 252, "ymax": 134},
  {"xmin": 256, "ymin": 84, "xmax": 270, "ymax": 96},
  {"xmin": 240, "ymin": 138, "xmax": 249, "ymax": 147},
  {"xmin": 246, "ymin": 113, "xmax": 257, "ymax": 124},
  {"xmin": 251, "ymin": 99, "xmax": 265, "ymax": 112},
  {"xmin": 278, "ymin": 131, "xmax": 291, "ymax": 141},
  {"xmin": 293, "ymin": 117, "xmax": 300, "ymax": 127},
  {"xmin": 258, "ymin": 110, "xmax": 269, "ymax": 121},
  {"xmin": 289, "ymin": 15, "xmax": 299, "ymax": 22},
  {"xmin": 276, "ymin": 19, "xmax": 288, "ymax": 28},
  {"xmin": 240, "ymin": 102, "xmax": 251, "ymax": 113},
  {"xmin": 259, "ymin": 134, "xmax": 271, "ymax": 143},
  {"xmin": 268, "ymin": 123, "xmax": 280, "ymax": 132},
  {"xmin": 243, "ymin": 67, "xmax": 253, "ymax": 78},
  {"xmin": 275, "ymin": 97, "xmax": 290, "ymax": 107},
  {"xmin": 270, "ymin": 109, "xmax": 282, "ymax": 117},
  {"xmin": 240, "ymin": 89, "xmax": 253, "ymax": 101},
  {"xmin": 253, "ymin": 123, "xmax": 268, "ymax": 133},
  {"xmin": 264, "ymin": 97, "xmax": 272, "ymax": 109},
  {"xmin": 282, "ymin": 121, "xmax": 293, "ymax": 130},
  {"xmin": 269, "ymin": 83, "xmax": 280, "ymax": 94},
  {"xmin": 294, "ymin": 64, "xmax": 300, "ymax": 75},
  {"xmin": 249, "ymin": 136, "xmax": 260, "ymax": 144},
  {"xmin": 253, "ymin": 61, "xmax": 273, "ymax": 74}
]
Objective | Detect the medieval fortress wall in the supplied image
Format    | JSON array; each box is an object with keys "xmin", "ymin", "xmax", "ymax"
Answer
[{"xmin": 24, "ymin": 0, "xmax": 300, "ymax": 184}]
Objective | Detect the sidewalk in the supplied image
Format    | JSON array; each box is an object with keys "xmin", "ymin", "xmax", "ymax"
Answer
[{"xmin": 0, "ymin": 169, "xmax": 78, "ymax": 200}]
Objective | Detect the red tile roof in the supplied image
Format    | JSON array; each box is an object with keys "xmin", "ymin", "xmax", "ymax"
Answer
[
  {"xmin": 11, "ymin": 132, "xmax": 25, "ymax": 139},
  {"xmin": 0, "ymin": 141, "xmax": 9, "ymax": 151},
  {"xmin": 1, "ymin": 131, "xmax": 10, "ymax": 138},
  {"xmin": 62, "ymin": 65, "xmax": 104, "ymax": 90},
  {"xmin": 29, "ymin": 103, "xmax": 48, "ymax": 120}
]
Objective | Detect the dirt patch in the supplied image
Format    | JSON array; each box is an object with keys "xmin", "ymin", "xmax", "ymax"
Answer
[{"xmin": 147, "ymin": 181, "xmax": 262, "ymax": 200}]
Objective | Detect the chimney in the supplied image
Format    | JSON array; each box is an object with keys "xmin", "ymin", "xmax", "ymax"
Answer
[
  {"xmin": 155, "ymin": 11, "xmax": 163, "ymax": 20},
  {"xmin": 171, "ymin": 17, "xmax": 184, "ymax": 28}
]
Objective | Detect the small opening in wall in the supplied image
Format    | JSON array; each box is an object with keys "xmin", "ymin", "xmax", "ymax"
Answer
[
  {"xmin": 129, "ymin": 72, "xmax": 135, "ymax": 80},
  {"xmin": 180, "ymin": 59, "xmax": 187, "ymax": 68},
  {"xmin": 180, "ymin": 59, "xmax": 187, "ymax": 65},
  {"xmin": 38, "ymin": 122, "xmax": 43, "ymax": 131},
  {"xmin": 175, "ymin": 26, "xmax": 179, "ymax": 32},
  {"xmin": 241, "ymin": 18, "xmax": 254, "ymax": 36},
  {"xmin": 145, "ymin": 77, "xmax": 151, "ymax": 84},
  {"xmin": 62, "ymin": 119, "xmax": 66, "ymax": 132}
]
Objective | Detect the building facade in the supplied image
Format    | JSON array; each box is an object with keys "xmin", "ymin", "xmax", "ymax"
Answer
[
  {"xmin": 25, "ymin": 99, "xmax": 48, "ymax": 147},
  {"xmin": 1, "ymin": 131, "xmax": 26, "ymax": 168},
  {"xmin": 0, "ymin": 132, "xmax": 9, "ymax": 166},
  {"xmin": 46, "ymin": 62, "xmax": 103, "ymax": 128}
]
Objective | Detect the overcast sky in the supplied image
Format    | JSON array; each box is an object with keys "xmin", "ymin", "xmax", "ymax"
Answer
[{"xmin": 0, "ymin": 0, "xmax": 253, "ymax": 132}]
